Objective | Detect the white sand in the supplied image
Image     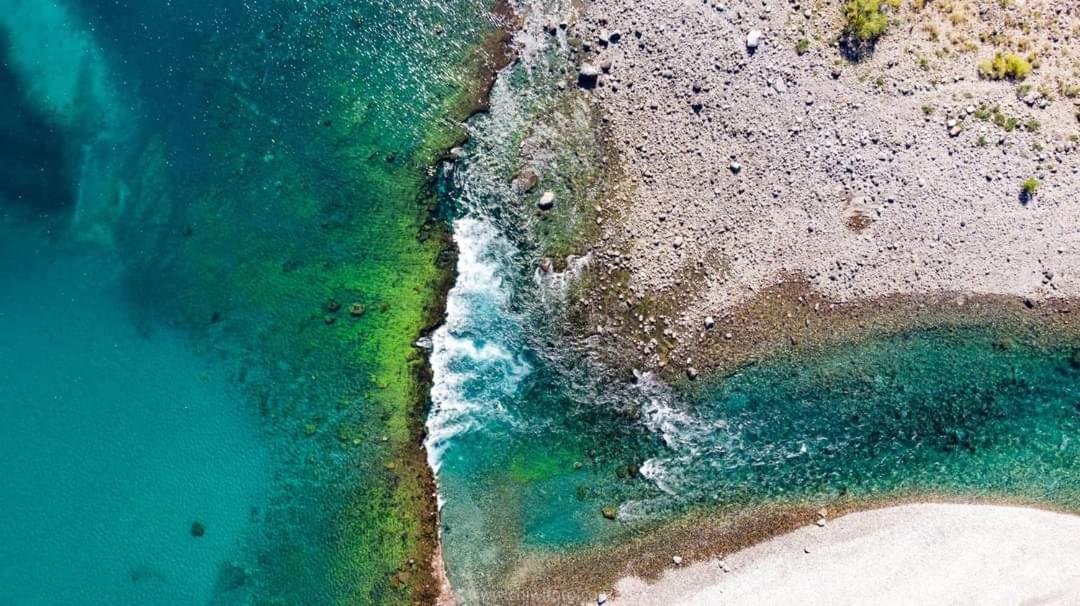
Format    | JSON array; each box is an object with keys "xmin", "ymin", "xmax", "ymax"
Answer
[{"xmin": 611, "ymin": 504, "xmax": 1080, "ymax": 605}]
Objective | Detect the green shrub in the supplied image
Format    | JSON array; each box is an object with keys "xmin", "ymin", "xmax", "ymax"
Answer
[
  {"xmin": 843, "ymin": 0, "xmax": 889, "ymax": 42},
  {"xmin": 1022, "ymin": 177, "xmax": 1039, "ymax": 197},
  {"xmin": 796, "ymin": 38, "xmax": 810, "ymax": 55},
  {"xmin": 978, "ymin": 53, "xmax": 1033, "ymax": 80}
]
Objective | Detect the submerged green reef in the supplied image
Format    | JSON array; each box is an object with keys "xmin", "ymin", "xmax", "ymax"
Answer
[
  {"xmin": 0, "ymin": 0, "xmax": 507, "ymax": 603},
  {"xmin": 145, "ymin": 4, "xmax": 511, "ymax": 603}
]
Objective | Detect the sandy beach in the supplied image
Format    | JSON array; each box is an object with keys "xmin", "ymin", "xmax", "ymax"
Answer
[{"xmin": 610, "ymin": 503, "xmax": 1080, "ymax": 605}]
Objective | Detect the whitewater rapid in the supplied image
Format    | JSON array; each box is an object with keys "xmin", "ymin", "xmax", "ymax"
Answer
[{"xmin": 425, "ymin": 216, "xmax": 531, "ymax": 476}]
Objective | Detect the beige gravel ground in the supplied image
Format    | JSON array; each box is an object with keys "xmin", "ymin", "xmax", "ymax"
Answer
[
  {"xmin": 610, "ymin": 503, "xmax": 1080, "ymax": 606},
  {"xmin": 560, "ymin": 0, "xmax": 1080, "ymax": 374}
]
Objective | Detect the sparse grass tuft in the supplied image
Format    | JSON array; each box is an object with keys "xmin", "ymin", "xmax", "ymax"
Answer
[{"xmin": 987, "ymin": 105, "xmax": 1019, "ymax": 132}]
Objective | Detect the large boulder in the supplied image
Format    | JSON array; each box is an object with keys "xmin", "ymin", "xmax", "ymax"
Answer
[{"xmin": 578, "ymin": 63, "xmax": 600, "ymax": 88}]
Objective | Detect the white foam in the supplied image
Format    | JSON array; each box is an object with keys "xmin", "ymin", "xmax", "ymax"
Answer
[
  {"xmin": 634, "ymin": 371, "xmax": 738, "ymax": 495},
  {"xmin": 425, "ymin": 217, "xmax": 531, "ymax": 474},
  {"xmin": 534, "ymin": 252, "xmax": 592, "ymax": 299},
  {"xmin": 639, "ymin": 458, "xmax": 677, "ymax": 496}
]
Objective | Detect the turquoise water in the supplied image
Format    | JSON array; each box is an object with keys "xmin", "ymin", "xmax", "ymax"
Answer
[
  {"xmin": 0, "ymin": 0, "xmax": 498, "ymax": 603},
  {"xmin": 0, "ymin": 225, "xmax": 269, "ymax": 604}
]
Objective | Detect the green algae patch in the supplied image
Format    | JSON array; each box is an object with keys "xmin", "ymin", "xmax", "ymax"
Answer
[
  {"xmin": 110, "ymin": 1, "xmax": 516, "ymax": 603},
  {"xmin": 528, "ymin": 98, "xmax": 618, "ymax": 261},
  {"xmin": 509, "ymin": 446, "xmax": 580, "ymax": 484}
]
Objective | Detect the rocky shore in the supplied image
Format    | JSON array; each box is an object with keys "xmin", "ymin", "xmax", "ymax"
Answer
[
  {"xmin": 425, "ymin": 2, "xmax": 1080, "ymax": 604},
  {"xmin": 559, "ymin": 0, "xmax": 1078, "ymax": 376},
  {"xmin": 477, "ymin": 1, "xmax": 1080, "ymax": 602}
]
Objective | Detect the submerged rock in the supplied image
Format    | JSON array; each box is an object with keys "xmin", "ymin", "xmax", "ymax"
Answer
[
  {"xmin": 215, "ymin": 562, "xmax": 247, "ymax": 592},
  {"xmin": 601, "ymin": 506, "xmax": 617, "ymax": 520},
  {"xmin": 190, "ymin": 521, "xmax": 205, "ymax": 537},
  {"xmin": 129, "ymin": 566, "xmax": 166, "ymax": 585},
  {"xmin": 512, "ymin": 167, "xmax": 540, "ymax": 193}
]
